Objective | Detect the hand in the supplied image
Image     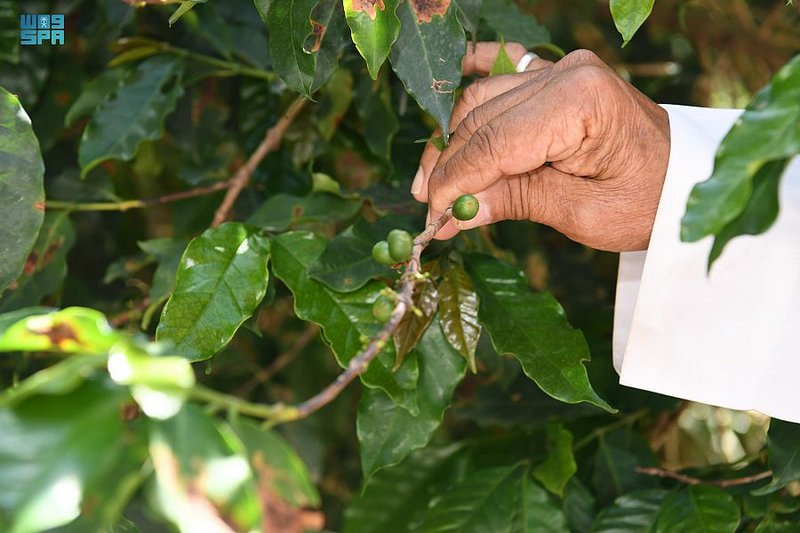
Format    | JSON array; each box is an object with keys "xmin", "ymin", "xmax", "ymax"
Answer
[{"xmin": 412, "ymin": 47, "xmax": 671, "ymax": 252}]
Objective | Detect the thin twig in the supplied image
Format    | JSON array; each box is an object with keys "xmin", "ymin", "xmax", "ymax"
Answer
[
  {"xmin": 237, "ymin": 324, "xmax": 319, "ymax": 397},
  {"xmin": 46, "ymin": 180, "xmax": 232, "ymax": 212},
  {"xmin": 635, "ymin": 466, "xmax": 773, "ymax": 488},
  {"xmin": 291, "ymin": 209, "xmax": 453, "ymax": 419},
  {"xmin": 572, "ymin": 409, "xmax": 649, "ymax": 452},
  {"xmin": 188, "ymin": 209, "xmax": 453, "ymax": 424},
  {"xmin": 210, "ymin": 97, "xmax": 308, "ymax": 227}
]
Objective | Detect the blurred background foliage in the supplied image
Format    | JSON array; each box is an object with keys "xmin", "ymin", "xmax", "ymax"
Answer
[{"xmin": 0, "ymin": 0, "xmax": 798, "ymax": 531}]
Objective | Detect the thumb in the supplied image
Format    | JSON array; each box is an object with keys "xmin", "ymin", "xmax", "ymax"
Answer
[{"xmin": 450, "ymin": 167, "xmax": 592, "ymax": 236}]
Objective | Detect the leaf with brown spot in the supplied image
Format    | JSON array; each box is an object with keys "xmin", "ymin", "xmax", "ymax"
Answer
[
  {"xmin": 0, "ymin": 211, "xmax": 75, "ymax": 313},
  {"xmin": 393, "ymin": 276, "xmax": 439, "ymax": 369},
  {"xmin": 344, "ymin": 0, "xmax": 400, "ymax": 79},
  {"xmin": 409, "ymin": 0, "xmax": 451, "ymax": 23},
  {"xmin": 438, "ymin": 260, "xmax": 481, "ymax": 373}
]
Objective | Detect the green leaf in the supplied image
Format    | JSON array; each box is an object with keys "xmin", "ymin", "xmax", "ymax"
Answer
[
  {"xmin": 393, "ymin": 277, "xmax": 438, "ymax": 366},
  {"xmin": 454, "ymin": 0, "xmax": 482, "ymax": 35},
  {"xmin": 564, "ymin": 478, "xmax": 597, "ymax": 533},
  {"xmin": 317, "ymin": 68, "xmax": 354, "ymax": 140},
  {"xmin": 681, "ymin": 54, "xmax": 800, "ymax": 243},
  {"xmin": 230, "ymin": 418, "xmax": 320, "ymax": 508},
  {"xmin": 344, "ymin": 445, "xmax": 465, "ymax": 533},
  {"xmin": 0, "ymin": 86, "xmax": 44, "ymax": 295},
  {"xmin": 609, "ymin": 0, "xmax": 655, "ymax": 46},
  {"xmin": 254, "ymin": 0, "xmax": 272, "ymax": 23},
  {"xmin": 343, "ymin": 0, "xmax": 401, "ymax": 79},
  {"xmin": 64, "ymin": 68, "xmax": 127, "ymax": 126},
  {"xmin": 0, "ymin": 211, "xmax": 75, "ymax": 313},
  {"xmin": 481, "ymin": 0, "xmax": 549, "ymax": 49},
  {"xmin": 419, "ymin": 464, "xmax": 568, "ymax": 532},
  {"xmin": 268, "ymin": 0, "xmax": 318, "ymax": 96},
  {"xmin": 0, "ymin": 355, "xmax": 104, "ymax": 408},
  {"xmin": 591, "ymin": 430, "xmax": 659, "ymax": 505},
  {"xmin": 753, "ymin": 419, "xmax": 800, "ymax": 495},
  {"xmin": 138, "ymin": 238, "xmax": 188, "ymax": 307},
  {"xmin": 148, "ymin": 404, "xmax": 261, "ymax": 532},
  {"xmin": 593, "ymin": 489, "xmax": 668, "ymax": 532},
  {"xmin": 0, "ymin": 1, "xmax": 19, "ymax": 63},
  {"xmin": 533, "ymin": 422, "xmax": 577, "ymax": 497},
  {"xmin": 271, "ymin": 231, "xmax": 419, "ymax": 411},
  {"xmin": 490, "ymin": 38, "xmax": 517, "ymax": 76},
  {"xmin": 78, "ymin": 56, "xmax": 184, "ymax": 177},
  {"xmin": 654, "ymin": 486, "xmax": 740, "ymax": 533},
  {"xmin": 306, "ymin": 0, "xmax": 351, "ymax": 92},
  {"xmin": 389, "ymin": 0, "xmax": 465, "ymax": 137},
  {"xmin": 309, "ymin": 215, "xmax": 414, "ymax": 292},
  {"xmin": 156, "ymin": 223, "xmax": 271, "ymax": 361},
  {"xmin": 355, "ymin": 72, "xmax": 399, "ymax": 161},
  {"xmin": 0, "ymin": 307, "xmax": 121, "ymax": 355},
  {"xmin": 707, "ymin": 158, "xmax": 787, "ymax": 267},
  {"xmin": 0, "ymin": 381, "xmax": 141, "ymax": 533},
  {"xmin": 247, "ymin": 192, "xmax": 362, "ymax": 232},
  {"xmin": 357, "ymin": 320, "xmax": 466, "ymax": 479},
  {"xmin": 438, "ymin": 260, "xmax": 480, "ymax": 373},
  {"xmin": 465, "ymin": 254, "xmax": 612, "ymax": 411}
]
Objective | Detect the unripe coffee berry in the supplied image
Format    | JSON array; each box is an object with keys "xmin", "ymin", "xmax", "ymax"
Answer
[
  {"xmin": 372, "ymin": 295, "xmax": 395, "ymax": 322},
  {"xmin": 387, "ymin": 229, "xmax": 413, "ymax": 262},
  {"xmin": 372, "ymin": 241, "xmax": 394, "ymax": 265},
  {"xmin": 452, "ymin": 194, "xmax": 479, "ymax": 221}
]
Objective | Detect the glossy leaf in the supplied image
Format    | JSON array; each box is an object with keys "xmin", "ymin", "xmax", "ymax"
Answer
[
  {"xmin": 247, "ymin": 191, "xmax": 362, "ymax": 232},
  {"xmin": 0, "ymin": 87, "xmax": 44, "ymax": 295},
  {"xmin": 357, "ymin": 320, "xmax": 465, "ymax": 479},
  {"xmin": 593, "ymin": 489, "xmax": 667, "ymax": 532},
  {"xmin": 481, "ymin": 0, "xmax": 549, "ymax": 49},
  {"xmin": 309, "ymin": 215, "xmax": 414, "ymax": 292},
  {"xmin": 230, "ymin": 418, "xmax": 320, "ymax": 508},
  {"xmin": 533, "ymin": 422, "xmax": 577, "ymax": 497},
  {"xmin": 389, "ymin": 0, "xmax": 465, "ymax": 137},
  {"xmin": 271, "ymin": 231, "xmax": 419, "ymax": 411},
  {"xmin": 753, "ymin": 419, "xmax": 800, "ymax": 495},
  {"xmin": 609, "ymin": 0, "xmax": 655, "ymax": 46},
  {"xmin": 156, "ymin": 223, "xmax": 271, "ymax": 361},
  {"xmin": 681, "ymin": 54, "xmax": 800, "ymax": 243},
  {"xmin": 268, "ymin": 0, "xmax": 317, "ymax": 96},
  {"xmin": 344, "ymin": 445, "xmax": 464, "ymax": 533},
  {"xmin": 419, "ymin": 464, "xmax": 568, "ymax": 532},
  {"xmin": 466, "ymin": 254, "xmax": 612, "ymax": 411},
  {"xmin": 343, "ymin": 0, "xmax": 401, "ymax": 79},
  {"xmin": 306, "ymin": 0, "xmax": 350, "ymax": 91},
  {"xmin": 393, "ymin": 277, "xmax": 438, "ymax": 365},
  {"xmin": 708, "ymin": 158, "xmax": 788, "ymax": 267},
  {"xmin": 0, "ymin": 211, "xmax": 75, "ymax": 313},
  {"xmin": 438, "ymin": 260, "xmax": 480, "ymax": 373},
  {"xmin": 0, "ymin": 307, "xmax": 121, "ymax": 355},
  {"xmin": 78, "ymin": 56, "xmax": 184, "ymax": 177},
  {"xmin": 148, "ymin": 404, "xmax": 262, "ymax": 532},
  {"xmin": 0, "ymin": 381, "xmax": 140, "ymax": 533},
  {"xmin": 654, "ymin": 486, "xmax": 740, "ymax": 533}
]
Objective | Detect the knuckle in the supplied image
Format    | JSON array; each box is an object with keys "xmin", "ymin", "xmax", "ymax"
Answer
[
  {"xmin": 571, "ymin": 64, "xmax": 613, "ymax": 91},
  {"xmin": 472, "ymin": 123, "xmax": 502, "ymax": 162},
  {"xmin": 461, "ymin": 108, "xmax": 485, "ymax": 136},
  {"xmin": 564, "ymin": 49, "xmax": 602, "ymax": 66}
]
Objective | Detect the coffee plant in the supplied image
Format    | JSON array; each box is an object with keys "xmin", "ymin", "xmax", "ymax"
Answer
[{"xmin": 0, "ymin": 0, "xmax": 798, "ymax": 531}]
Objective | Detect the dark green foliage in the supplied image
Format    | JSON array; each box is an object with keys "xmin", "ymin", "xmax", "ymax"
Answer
[{"xmin": 0, "ymin": 0, "xmax": 796, "ymax": 531}]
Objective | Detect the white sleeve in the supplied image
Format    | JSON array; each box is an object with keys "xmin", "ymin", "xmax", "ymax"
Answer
[{"xmin": 613, "ymin": 104, "xmax": 800, "ymax": 424}]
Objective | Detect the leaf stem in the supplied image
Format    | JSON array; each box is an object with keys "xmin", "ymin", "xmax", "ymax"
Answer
[
  {"xmin": 190, "ymin": 385, "xmax": 299, "ymax": 422},
  {"xmin": 165, "ymin": 45, "xmax": 276, "ymax": 82},
  {"xmin": 45, "ymin": 179, "xmax": 232, "ymax": 212}
]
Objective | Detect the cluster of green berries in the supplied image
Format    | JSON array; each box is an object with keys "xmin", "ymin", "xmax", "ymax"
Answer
[
  {"xmin": 372, "ymin": 229, "xmax": 414, "ymax": 265},
  {"xmin": 370, "ymin": 195, "xmax": 479, "ymax": 322}
]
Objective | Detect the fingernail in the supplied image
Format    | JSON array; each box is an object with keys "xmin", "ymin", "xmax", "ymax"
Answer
[{"xmin": 411, "ymin": 167, "xmax": 424, "ymax": 196}]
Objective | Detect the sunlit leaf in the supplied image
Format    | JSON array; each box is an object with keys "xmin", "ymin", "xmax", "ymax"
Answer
[
  {"xmin": 0, "ymin": 86, "xmax": 44, "ymax": 295},
  {"xmin": 343, "ymin": 0, "xmax": 401, "ymax": 79},
  {"xmin": 156, "ymin": 223, "xmax": 271, "ymax": 361},
  {"xmin": 533, "ymin": 422, "xmax": 577, "ymax": 497},
  {"xmin": 593, "ymin": 489, "xmax": 667, "ymax": 532},
  {"xmin": 609, "ymin": 0, "xmax": 655, "ymax": 46}
]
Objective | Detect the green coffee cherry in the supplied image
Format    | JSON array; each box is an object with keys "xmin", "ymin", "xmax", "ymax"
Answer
[
  {"xmin": 372, "ymin": 295, "xmax": 395, "ymax": 322},
  {"xmin": 452, "ymin": 194, "xmax": 479, "ymax": 221},
  {"xmin": 372, "ymin": 241, "xmax": 394, "ymax": 265},
  {"xmin": 387, "ymin": 229, "xmax": 413, "ymax": 262}
]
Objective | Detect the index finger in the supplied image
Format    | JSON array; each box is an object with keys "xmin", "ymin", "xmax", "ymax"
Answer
[{"xmin": 462, "ymin": 42, "xmax": 528, "ymax": 76}]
